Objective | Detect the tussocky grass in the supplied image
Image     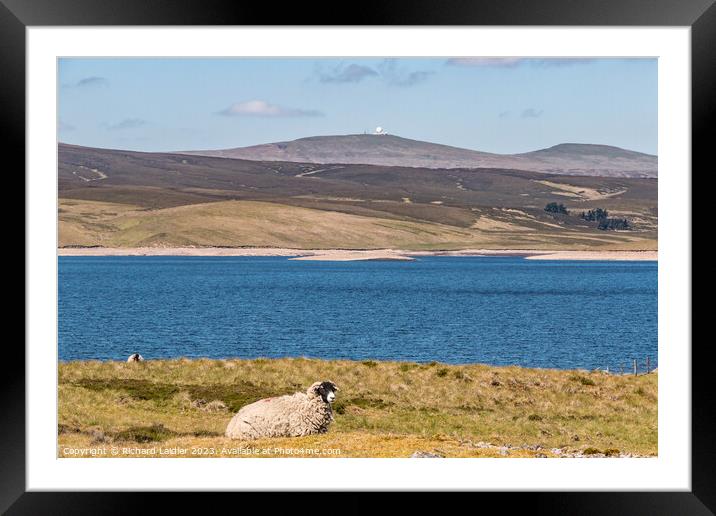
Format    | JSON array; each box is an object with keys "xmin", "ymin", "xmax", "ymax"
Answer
[{"xmin": 58, "ymin": 357, "xmax": 657, "ymax": 458}]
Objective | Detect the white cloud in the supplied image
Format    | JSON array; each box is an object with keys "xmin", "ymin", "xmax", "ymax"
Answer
[
  {"xmin": 317, "ymin": 64, "xmax": 379, "ymax": 83},
  {"xmin": 63, "ymin": 76, "xmax": 110, "ymax": 88},
  {"xmin": 378, "ymin": 59, "xmax": 434, "ymax": 87},
  {"xmin": 218, "ymin": 100, "xmax": 323, "ymax": 118},
  {"xmin": 107, "ymin": 118, "xmax": 147, "ymax": 130},
  {"xmin": 521, "ymin": 108, "xmax": 544, "ymax": 119},
  {"xmin": 315, "ymin": 60, "xmax": 433, "ymax": 87}
]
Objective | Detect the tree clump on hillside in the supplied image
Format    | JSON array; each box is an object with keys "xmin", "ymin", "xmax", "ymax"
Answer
[
  {"xmin": 597, "ymin": 218, "xmax": 630, "ymax": 231},
  {"xmin": 580, "ymin": 208, "xmax": 609, "ymax": 222},
  {"xmin": 580, "ymin": 207, "xmax": 630, "ymax": 230},
  {"xmin": 544, "ymin": 202, "xmax": 569, "ymax": 215}
]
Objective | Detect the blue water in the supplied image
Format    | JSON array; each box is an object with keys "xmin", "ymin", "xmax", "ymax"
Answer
[{"xmin": 58, "ymin": 256, "xmax": 657, "ymax": 370}]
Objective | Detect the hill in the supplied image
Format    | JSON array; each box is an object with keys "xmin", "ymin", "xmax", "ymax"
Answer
[
  {"xmin": 58, "ymin": 143, "xmax": 657, "ymax": 250},
  {"xmin": 179, "ymin": 134, "xmax": 657, "ymax": 178}
]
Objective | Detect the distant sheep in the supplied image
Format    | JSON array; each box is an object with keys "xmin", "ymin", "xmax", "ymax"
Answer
[
  {"xmin": 225, "ymin": 381, "xmax": 339, "ymax": 440},
  {"xmin": 127, "ymin": 353, "xmax": 144, "ymax": 363}
]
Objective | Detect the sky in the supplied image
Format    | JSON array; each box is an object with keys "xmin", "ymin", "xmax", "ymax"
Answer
[{"xmin": 58, "ymin": 57, "xmax": 657, "ymax": 155}]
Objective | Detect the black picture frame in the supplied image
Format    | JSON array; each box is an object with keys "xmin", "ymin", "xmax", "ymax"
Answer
[{"xmin": 6, "ymin": 0, "xmax": 711, "ymax": 512}]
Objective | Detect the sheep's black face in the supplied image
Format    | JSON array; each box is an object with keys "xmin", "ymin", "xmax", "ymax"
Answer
[{"xmin": 317, "ymin": 381, "xmax": 338, "ymax": 403}]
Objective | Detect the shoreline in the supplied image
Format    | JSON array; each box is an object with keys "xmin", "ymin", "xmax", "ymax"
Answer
[
  {"xmin": 58, "ymin": 247, "xmax": 657, "ymax": 261},
  {"xmin": 59, "ymin": 356, "xmax": 658, "ymax": 375}
]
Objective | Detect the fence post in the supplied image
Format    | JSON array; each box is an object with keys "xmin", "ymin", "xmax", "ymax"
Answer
[
  {"xmin": 646, "ymin": 357, "xmax": 650, "ymax": 373},
  {"xmin": 633, "ymin": 359, "xmax": 637, "ymax": 376},
  {"xmin": 620, "ymin": 363, "xmax": 624, "ymax": 375}
]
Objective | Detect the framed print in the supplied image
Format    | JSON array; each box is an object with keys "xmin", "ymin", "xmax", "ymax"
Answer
[{"xmin": 7, "ymin": 0, "xmax": 713, "ymax": 512}]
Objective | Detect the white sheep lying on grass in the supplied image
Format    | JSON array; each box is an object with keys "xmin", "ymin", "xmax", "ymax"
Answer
[
  {"xmin": 225, "ymin": 381, "xmax": 339, "ymax": 440},
  {"xmin": 127, "ymin": 353, "xmax": 144, "ymax": 363}
]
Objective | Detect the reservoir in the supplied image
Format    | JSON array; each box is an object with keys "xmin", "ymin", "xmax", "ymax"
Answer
[{"xmin": 58, "ymin": 256, "xmax": 657, "ymax": 370}]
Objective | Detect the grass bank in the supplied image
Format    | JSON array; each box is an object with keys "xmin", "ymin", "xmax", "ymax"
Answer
[
  {"xmin": 58, "ymin": 198, "xmax": 657, "ymax": 251},
  {"xmin": 58, "ymin": 358, "xmax": 657, "ymax": 458}
]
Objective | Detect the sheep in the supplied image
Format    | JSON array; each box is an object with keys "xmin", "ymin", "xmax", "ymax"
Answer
[
  {"xmin": 225, "ymin": 381, "xmax": 339, "ymax": 440},
  {"xmin": 127, "ymin": 353, "xmax": 144, "ymax": 363}
]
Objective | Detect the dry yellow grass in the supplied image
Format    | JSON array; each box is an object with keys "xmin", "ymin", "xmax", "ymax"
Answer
[
  {"xmin": 58, "ymin": 198, "xmax": 481, "ymax": 249},
  {"xmin": 535, "ymin": 180, "xmax": 627, "ymax": 201},
  {"xmin": 58, "ymin": 358, "xmax": 657, "ymax": 458},
  {"xmin": 58, "ymin": 198, "xmax": 657, "ymax": 251}
]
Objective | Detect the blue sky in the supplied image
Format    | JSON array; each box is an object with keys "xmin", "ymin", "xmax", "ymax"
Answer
[{"xmin": 58, "ymin": 57, "xmax": 657, "ymax": 155}]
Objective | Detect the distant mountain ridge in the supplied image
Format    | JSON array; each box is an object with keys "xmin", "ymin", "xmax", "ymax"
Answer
[
  {"xmin": 58, "ymin": 142, "xmax": 657, "ymax": 250},
  {"xmin": 179, "ymin": 134, "xmax": 657, "ymax": 178}
]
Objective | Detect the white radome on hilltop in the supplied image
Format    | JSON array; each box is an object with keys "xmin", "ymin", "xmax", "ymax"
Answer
[{"xmin": 374, "ymin": 126, "xmax": 386, "ymax": 135}]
